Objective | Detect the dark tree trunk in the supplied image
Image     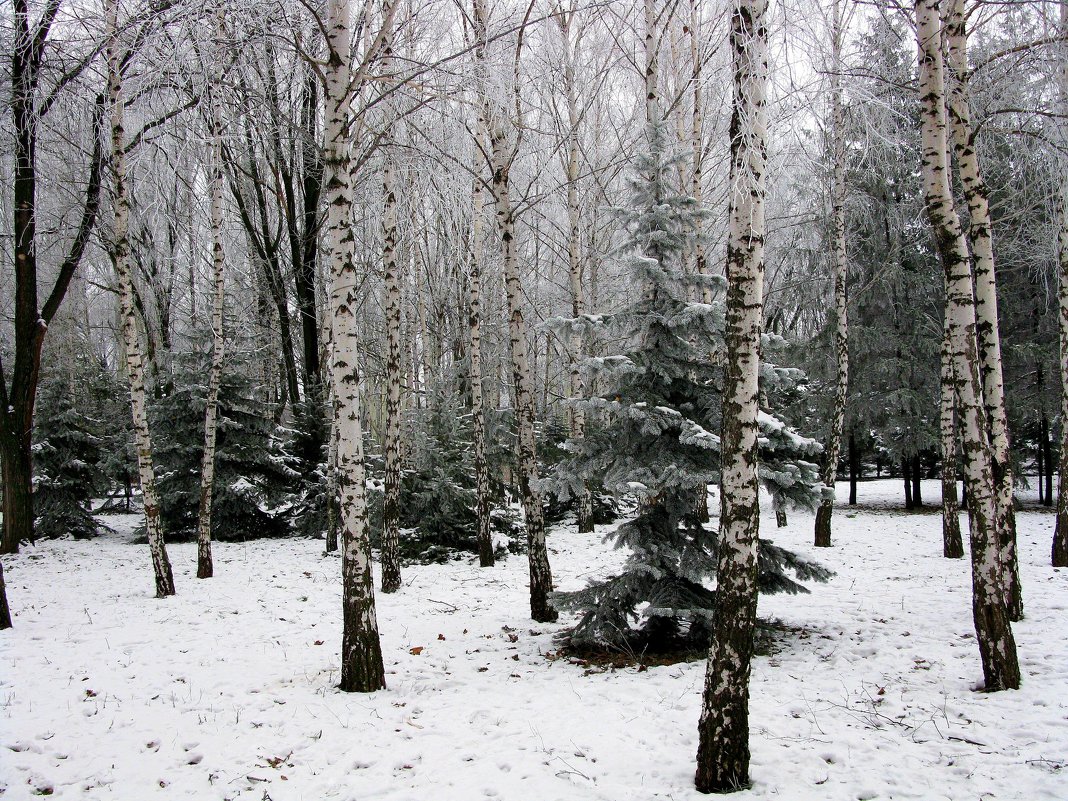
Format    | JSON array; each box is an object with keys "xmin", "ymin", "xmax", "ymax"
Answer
[
  {"xmin": 1, "ymin": 433, "xmax": 34, "ymax": 553},
  {"xmin": 3, "ymin": 10, "xmax": 104, "ymax": 555},
  {"xmin": 0, "ymin": 560, "xmax": 11, "ymax": 629},
  {"xmin": 961, "ymin": 476, "xmax": 969, "ymax": 510},
  {"xmin": 911, "ymin": 453, "xmax": 923, "ymax": 507},
  {"xmin": 1038, "ymin": 430, "xmax": 1046, "ymax": 505},
  {"xmin": 696, "ymin": 487, "xmax": 710, "ymax": 524},
  {"xmin": 1042, "ymin": 414, "xmax": 1054, "ymax": 507},
  {"xmin": 848, "ymin": 430, "xmax": 858, "ymax": 505},
  {"xmin": 903, "ymin": 455, "xmax": 914, "ymax": 509}
]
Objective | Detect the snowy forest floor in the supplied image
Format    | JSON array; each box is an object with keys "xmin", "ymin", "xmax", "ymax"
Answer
[{"xmin": 2, "ymin": 479, "xmax": 1066, "ymax": 801}]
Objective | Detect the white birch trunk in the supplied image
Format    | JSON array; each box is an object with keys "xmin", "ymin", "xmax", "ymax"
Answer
[
  {"xmin": 689, "ymin": 0, "xmax": 710, "ymax": 304},
  {"xmin": 469, "ymin": 176, "xmax": 495, "ymax": 567},
  {"xmin": 556, "ymin": 6, "xmax": 593, "ymax": 533},
  {"xmin": 944, "ymin": 0, "xmax": 1021, "ymax": 619},
  {"xmin": 940, "ymin": 314, "xmax": 964, "ymax": 559},
  {"xmin": 1053, "ymin": 0, "xmax": 1068, "ymax": 567},
  {"xmin": 695, "ymin": 0, "xmax": 767, "ymax": 792},
  {"xmin": 196, "ymin": 60, "xmax": 227, "ymax": 581},
  {"xmin": 914, "ymin": 0, "xmax": 1019, "ymax": 691},
  {"xmin": 325, "ymin": 0, "xmax": 385, "ymax": 692},
  {"xmin": 472, "ymin": 0, "xmax": 556, "ymax": 622},
  {"xmin": 814, "ymin": 0, "xmax": 849, "ymax": 549},
  {"xmin": 379, "ymin": 13, "xmax": 403, "ymax": 594},
  {"xmin": 108, "ymin": 0, "xmax": 174, "ymax": 599}
]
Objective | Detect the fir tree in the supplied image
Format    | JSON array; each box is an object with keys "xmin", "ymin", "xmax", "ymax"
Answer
[
  {"xmin": 547, "ymin": 121, "xmax": 830, "ymax": 654},
  {"xmin": 148, "ymin": 359, "xmax": 298, "ymax": 541},
  {"xmin": 32, "ymin": 378, "xmax": 106, "ymax": 539}
]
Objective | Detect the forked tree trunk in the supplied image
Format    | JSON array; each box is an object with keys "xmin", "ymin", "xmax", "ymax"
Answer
[
  {"xmin": 940, "ymin": 320, "xmax": 964, "ymax": 558},
  {"xmin": 695, "ymin": 0, "xmax": 768, "ymax": 792},
  {"xmin": 1055, "ymin": 0, "xmax": 1068, "ymax": 566},
  {"xmin": 379, "ymin": 15, "xmax": 403, "ymax": 594},
  {"xmin": 196, "ymin": 71, "xmax": 227, "ymax": 581},
  {"xmin": 945, "ymin": 0, "xmax": 1021, "ymax": 619},
  {"xmin": 556, "ymin": 6, "xmax": 594, "ymax": 533},
  {"xmin": 108, "ymin": 0, "xmax": 174, "ymax": 599},
  {"xmin": 469, "ymin": 177, "xmax": 495, "ymax": 567},
  {"xmin": 325, "ymin": 0, "xmax": 387, "ymax": 692},
  {"xmin": 814, "ymin": 0, "xmax": 849, "ymax": 549},
  {"xmin": 473, "ymin": 0, "xmax": 556, "ymax": 622},
  {"xmin": 914, "ymin": 0, "xmax": 1019, "ymax": 691}
]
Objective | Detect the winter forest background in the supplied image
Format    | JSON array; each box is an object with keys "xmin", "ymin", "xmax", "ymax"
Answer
[{"xmin": 1, "ymin": 0, "xmax": 1067, "ymax": 798}]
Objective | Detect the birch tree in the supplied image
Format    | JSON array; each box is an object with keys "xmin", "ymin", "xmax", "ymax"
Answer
[
  {"xmin": 379, "ymin": 7, "xmax": 403, "ymax": 594},
  {"xmin": 940, "ymin": 317, "xmax": 964, "ymax": 559},
  {"xmin": 813, "ymin": 0, "xmax": 849, "ymax": 549},
  {"xmin": 1053, "ymin": 0, "xmax": 1068, "ymax": 568},
  {"xmin": 324, "ymin": 0, "xmax": 391, "ymax": 692},
  {"xmin": 472, "ymin": 0, "xmax": 556, "ymax": 622},
  {"xmin": 695, "ymin": 0, "xmax": 769, "ymax": 791},
  {"xmin": 554, "ymin": 1, "xmax": 594, "ymax": 533},
  {"xmin": 108, "ymin": 0, "xmax": 175, "ymax": 599},
  {"xmin": 944, "ymin": 0, "xmax": 1021, "ymax": 619},
  {"xmin": 468, "ymin": 175, "xmax": 495, "ymax": 567},
  {"xmin": 196, "ymin": 15, "xmax": 229, "ymax": 580},
  {"xmin": 914, "ymin": 0, "xmax": 1019, "ymax": 691}
]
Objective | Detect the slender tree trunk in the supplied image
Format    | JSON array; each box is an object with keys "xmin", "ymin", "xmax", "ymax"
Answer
[
  {"xmin": 689, "ymin": 0, "xmax": 709, "ymax": 303},
  {"xmin": 379, "ymin": 18, "xmax": 403, "ymax": 594},
  {"xmin": 557, "ymin": 7, "xmax": 593, "ymax": 533},
  {"xmin": 695, "ymin": 0, "xmax": 768, "ymax": 792},
  {"xmin": 1055, "ymin": 0, "xmax": 1068, "ymax": 566},
  {"xmin": 914, "ymin": 0, "xmax": 1019, "ymax": 690},
  {"xmin": 469, "ymin": 177, "xmax": 494, "ymax": 567},
  {"xmin": 0, "ymin": 561, "xmax": 10, "ymax": 629},
  {"xmin": 945, "ymin": 0, "xmax": 1021, "ymax": 618},
  {"xmin": 325, "ymin": 0, "xmax": 387, "ymax": 692},
  {"xmin": 912, "ymin": 454, "xmax": 923, "ymax": 507},
  {"xmin": 1038, "ymin": 435, "xmax": 1046, "ymax": 503},
  {"xmin": 1042, "ymin": 415, "xmax": 1053, "ymax": 507},
  {"xmin": 196, "ymin": 74, "xmax": 227, "ymax": 581},
  {"xmin": 473, "ymin": 0, "xmax": 556, "ymax": 622},
  {"xmin": 814, "ymin": 0, "xmax": 849, "ymax": 549},
  {"xmin": 325, "ymin": 392, "xmax": 339, "ymax": 554},
  {"xmin": 903, "ymin": 455, "xmax": 913, "ymax": 510},
  {"xmin": 108, "ymin": 0, "xmax": 174, "ymax": 599},
  {"xmin": 941, "ymin": 321, "xmax": 964, "ymax": 558},
  {"xmin": 848, "ymin": 431, "xmax": 858, "ymax": 505}
]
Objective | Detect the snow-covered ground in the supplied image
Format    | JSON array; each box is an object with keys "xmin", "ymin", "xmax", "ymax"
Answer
[{"xmin": 1, "ymin": 479, "xmax": 1066, "ymax": 800}]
